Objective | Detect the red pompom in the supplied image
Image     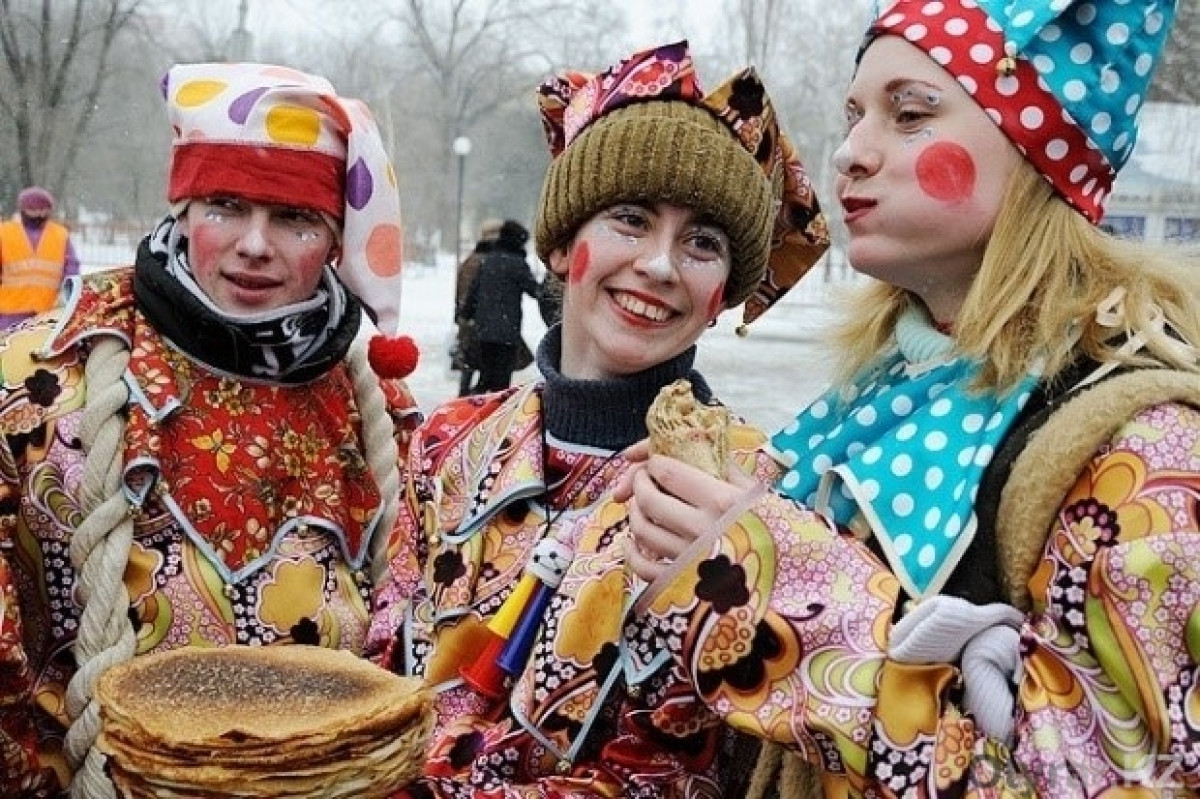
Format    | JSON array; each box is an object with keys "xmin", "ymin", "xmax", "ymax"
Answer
[{"xmin": 367, "ymin": 334, "xmax": 420, "ymax": 379}]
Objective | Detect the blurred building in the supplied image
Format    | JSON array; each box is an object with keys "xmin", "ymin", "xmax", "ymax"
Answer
[{"xmin": 1103, "ymin": 102, "xmax": 1200, "ymax": 244}]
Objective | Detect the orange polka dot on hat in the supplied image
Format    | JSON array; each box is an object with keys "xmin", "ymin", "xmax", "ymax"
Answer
[
  {"xmin": 864, "ymin": 0, "xmax": 1178, "ymax": 224},
  {"xmin": 162, "ymin": 63, "xmax": 407, "ymax": 336}
]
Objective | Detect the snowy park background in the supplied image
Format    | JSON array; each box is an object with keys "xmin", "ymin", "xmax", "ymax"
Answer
[{"xmin": 13, "ymin": 0, "xmax": 1198, "ymax": 436}]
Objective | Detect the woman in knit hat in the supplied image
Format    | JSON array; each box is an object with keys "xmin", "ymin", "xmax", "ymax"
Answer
[
  {"xmin": 459, "ymin": 219, "xmax": 539, "ymax": 394},
  {"xmin": 366, "ymin": 40, "xmax": 828, "ymax": 796},
  {"xmin": 620, "ymin": 1, "xmax": 1200, "ymax": 796},
  {"xmin": 0, "ymin": 63, "xmax": 420, "ymax": 798}
]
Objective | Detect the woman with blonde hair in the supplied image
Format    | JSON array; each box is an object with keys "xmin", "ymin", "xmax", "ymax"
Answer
[{"xmin": 621, "ymin": 0, "xmax": 1200, "ymax": 795}]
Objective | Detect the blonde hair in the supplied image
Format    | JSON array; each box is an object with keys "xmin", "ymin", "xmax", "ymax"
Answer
[{"xmin": 830, "ymin": 160, "xmax": 1200, "ymax": 393}]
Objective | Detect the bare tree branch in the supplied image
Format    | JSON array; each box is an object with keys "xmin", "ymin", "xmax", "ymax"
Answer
[
  {"xmin": 0, "ymin": 0, "xmax": 148, "ymax": 208},
  {"xmin": 1150, "ymin": 1, "xmax": 1199, "ymax": 105}
]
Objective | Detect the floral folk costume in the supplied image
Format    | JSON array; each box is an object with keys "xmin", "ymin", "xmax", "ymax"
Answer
[
  {"xmin": 0, "ymin": 63, "xmax": 420, "ymax": 798},
  {"xmin": 366, "ymin": 40, "xmax": 829, "ymax": 797},
  {"xmin": 744, "ymin": 0, "xmax": 1198, "ymax": 796}
]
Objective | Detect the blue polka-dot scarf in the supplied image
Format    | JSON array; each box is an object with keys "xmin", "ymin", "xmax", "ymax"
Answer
[{"xmin": 769, "ymin": 307, "xmax": 1038, "ymax": 598}]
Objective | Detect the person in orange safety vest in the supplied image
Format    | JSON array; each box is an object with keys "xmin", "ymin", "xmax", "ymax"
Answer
[{"xmin": 0, "ymin": 186, "xmax": 80, "ymax": 328}]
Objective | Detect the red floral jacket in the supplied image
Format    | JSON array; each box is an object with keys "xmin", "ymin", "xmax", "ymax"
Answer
[{"xmin": 0, "ymin": 269, "xmax": 420, "ymax": 796}]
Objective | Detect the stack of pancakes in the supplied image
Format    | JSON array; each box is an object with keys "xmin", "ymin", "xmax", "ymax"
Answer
[{"xmin": 95, "ymin": 645, "xmax": 433, "ymax": 798}]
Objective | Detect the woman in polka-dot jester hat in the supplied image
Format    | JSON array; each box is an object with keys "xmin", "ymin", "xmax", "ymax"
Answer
[
  {"xmin": 621, "ymin": 1, "xmax": 1200, "ymax": 797},
  {"xmin": 0, "ymin": 63, "xmax": 422, "ymax": 798}
]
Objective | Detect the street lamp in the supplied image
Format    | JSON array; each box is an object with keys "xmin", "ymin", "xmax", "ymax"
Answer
[
  {"xmin": 228, "ymin": 0, "xmax": 253, "ymax": 60},
  {"xmin": 452, "ymin": 135, "xmax": 472, "ymax": 268}
]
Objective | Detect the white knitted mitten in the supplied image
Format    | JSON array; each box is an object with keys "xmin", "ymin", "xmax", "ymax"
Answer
[{"xmin": 887, "ymin": 594, "xmax": 1024, "ymax": 743}]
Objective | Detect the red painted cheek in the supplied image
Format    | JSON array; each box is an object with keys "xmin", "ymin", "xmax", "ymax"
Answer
[
  {"xmin": 705, "ymin": 284, "xmax": 725, "ymax": 320},
  {"xmin": 187, "ymin": 223, "xmax": 221, "ymax": 269},
  {"xmin": 568, "ymin": 242, "xmax": 590, "ymax": 285},
  {"xmin": 915, "ymin": 142, "xmax": 977, "ymax": 203}
]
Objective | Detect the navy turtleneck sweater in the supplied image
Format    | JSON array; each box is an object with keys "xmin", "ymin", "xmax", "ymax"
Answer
[{"xmin": 534, "ymin": 324, "xmax": 715, "ymax": 451}]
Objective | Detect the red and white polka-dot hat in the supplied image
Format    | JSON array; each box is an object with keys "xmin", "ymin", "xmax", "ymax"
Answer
[
  {"xmin": 162, "ymin": 63, "xmax": 408, "ymax": 339},
  {"xmin": 866, "ymin": 0, "xmax": 1178, "ymax": 224}
]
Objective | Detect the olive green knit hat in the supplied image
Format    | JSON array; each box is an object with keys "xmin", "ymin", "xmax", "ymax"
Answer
[
  {"xmin": 534, "ymin": 41, "xmax": 829, "ymax": 323},
  {"xmin": 535, "ymin": 100, "xmax": 775, "ymax": 307}
]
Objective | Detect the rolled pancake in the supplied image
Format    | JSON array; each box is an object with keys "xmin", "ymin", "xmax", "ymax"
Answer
[{"xmin": 646, "ymin": 378, "xmax": 730, "ymax": 477}]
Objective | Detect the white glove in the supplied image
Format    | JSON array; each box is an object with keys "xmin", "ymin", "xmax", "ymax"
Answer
[
  {"xmin": 889, "ymin": 594, "xmax": 1023, "ymax": 662},
  {"xmin": 888, "ymin": 594, "xmax": 1024, "ymax": 744},
  {"xmin": 962, "ymin": 623, "xmax": 1022, "ymax": 745}
]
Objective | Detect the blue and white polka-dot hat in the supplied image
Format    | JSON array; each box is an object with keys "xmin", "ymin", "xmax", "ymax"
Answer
[{"xmin": 868, "ymin": 0, "xmax": 1177, "ymax": 224}]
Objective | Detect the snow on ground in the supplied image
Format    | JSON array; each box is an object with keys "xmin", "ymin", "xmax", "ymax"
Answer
[{"xmin": 82, "ymin": 239, "xmax": 851, "ymax": 436}]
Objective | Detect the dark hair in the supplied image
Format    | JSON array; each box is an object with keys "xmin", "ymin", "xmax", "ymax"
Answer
[{"xmin": 498, "ymin": 220, "xmax": 529, "ymax": 251}]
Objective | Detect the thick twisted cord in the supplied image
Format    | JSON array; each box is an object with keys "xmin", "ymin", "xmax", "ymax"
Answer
[
  {"xmin": 746, "ymin": 744, "xmax": 822, "ymax": 799},
  {"xmin": 64, "ymin": 337, "xmax": 136, "ymax": 799},
  {"xmin": 347, "ymin": 339, "xmax": 401, "ymax": 585}
]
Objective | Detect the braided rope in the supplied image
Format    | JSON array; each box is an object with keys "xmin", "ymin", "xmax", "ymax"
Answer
[
  {"xmin": 346, "ymin": 337, "xmax": 401, "ymax": 585},
  {"xmin": 64, "ymin": 337, "xmax": 135, "ymax": 799}
]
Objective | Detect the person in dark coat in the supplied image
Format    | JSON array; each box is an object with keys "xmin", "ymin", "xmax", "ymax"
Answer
[
  {"xmin": 452, "ymin": 219, "xmax": 502, "ymax": 396},
  {"xmin": 461, "ymin": 219, "xmax": 539, "ymax": 393}
]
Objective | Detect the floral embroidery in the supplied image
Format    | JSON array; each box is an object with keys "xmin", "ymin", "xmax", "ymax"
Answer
[{"xmin": 0, "ymin": 271, "xmax": 419, "ymax": 794}]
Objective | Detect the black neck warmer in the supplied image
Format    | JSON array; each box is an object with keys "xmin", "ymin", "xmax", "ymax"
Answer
[{"xmin": 132, "ymin": 236, "xmax": 363, "ymax": 385}]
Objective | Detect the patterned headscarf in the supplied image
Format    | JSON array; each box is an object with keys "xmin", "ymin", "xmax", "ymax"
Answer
[{"xmin": 162, "ymin": 63, "xmax": 407, "ymax": 336}]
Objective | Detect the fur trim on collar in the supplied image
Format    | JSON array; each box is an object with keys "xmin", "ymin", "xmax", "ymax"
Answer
[{"xmin": 998, "ymin": 369, "xmax": 1200, "ymax": 610}]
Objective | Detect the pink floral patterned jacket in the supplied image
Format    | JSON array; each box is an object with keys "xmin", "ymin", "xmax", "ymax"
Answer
[{"xmin": 369, "ymin": 377, "xmax": 1200, "ymax": 798}]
